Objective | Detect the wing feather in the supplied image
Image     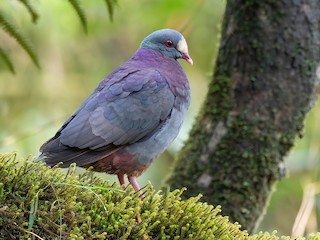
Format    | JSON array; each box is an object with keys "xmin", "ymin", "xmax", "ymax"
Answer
[{"xmin": 40, "ymin": 68, "xmax": 175, "ymax": 167}]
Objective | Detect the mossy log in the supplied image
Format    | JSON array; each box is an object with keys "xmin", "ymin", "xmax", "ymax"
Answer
[
  {"xmin": 0, "ymin": 153, "xmax": 319, "ymax": 239},
  {"xmin": 167, "ymin": 0, "xmax": 320, "ymax": 232}
]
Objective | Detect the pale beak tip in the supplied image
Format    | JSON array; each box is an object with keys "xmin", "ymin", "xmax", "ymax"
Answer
[{"xmin": 182, "ymin": 52, "xmax": 193, "ymax": 65}]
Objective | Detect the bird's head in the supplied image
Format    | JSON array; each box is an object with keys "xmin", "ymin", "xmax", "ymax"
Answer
[{"xmin": 140, "ymin": 29, "xmax": 193, "ymax": 65}]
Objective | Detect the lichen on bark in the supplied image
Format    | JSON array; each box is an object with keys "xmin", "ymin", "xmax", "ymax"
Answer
[{"xmin": 166, "ymin": 0, "xmax": 320, "ymax": 232}]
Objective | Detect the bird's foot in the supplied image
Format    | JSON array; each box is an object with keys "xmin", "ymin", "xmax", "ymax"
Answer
[
  {"xmin": 128, "ymin": 176, "xmax": 144, "ymax": 198},
  {"xmin": 117, "ymin": 175, "xmax": 144, "ymax": 198}
]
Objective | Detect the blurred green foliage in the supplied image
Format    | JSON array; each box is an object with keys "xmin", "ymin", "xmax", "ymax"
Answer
[
  {"xmin": 0, "ymin": 0, "xmax": 118, "ymax": 72},
  {"xmin": 0, "ymin": 0, "xmax": 319, "ymax": 236}
]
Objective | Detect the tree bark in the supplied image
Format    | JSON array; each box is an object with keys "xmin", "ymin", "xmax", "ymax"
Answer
[{"xmin": 167, "ymin": 0, "xmax": 320, "ymax": 232}]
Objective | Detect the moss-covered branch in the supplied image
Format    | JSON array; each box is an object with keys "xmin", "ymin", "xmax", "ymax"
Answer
[{"xmin": 0, "ymin": 153, "xmax": 319, "ymax": 239}]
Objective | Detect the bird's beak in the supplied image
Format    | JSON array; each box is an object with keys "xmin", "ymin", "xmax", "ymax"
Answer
[
  {"xmin": 182, "ymin": 52, "xmax": 193, "ymax": 65},
  {"xmin": 177, "ymin": 39, "xmax": 193, "ymax": 65}
]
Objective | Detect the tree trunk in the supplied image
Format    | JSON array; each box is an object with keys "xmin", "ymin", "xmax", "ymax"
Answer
[{"xmin": 167, "ymin": 0, "xmax": 320, "ymax": 232}]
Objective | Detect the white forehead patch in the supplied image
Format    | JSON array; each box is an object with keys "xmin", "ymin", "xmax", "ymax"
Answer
[{"xmin": 177, "ymin": 38, "xmax": 188, "ymax": 53}]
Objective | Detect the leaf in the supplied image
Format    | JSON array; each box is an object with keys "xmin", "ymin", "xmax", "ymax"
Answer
[
  {"xmin": 0, "ymin": 10, "xmax": 40, "ymax": 68},
  {"xmin": 67, "ymin": 0, "xmax": 88, "ymax": 33},
  {"xmin": 28, "ymin": 193, "xmax": 39, "ymax": 229},
  {"xmin": 17, "ymin": 0, "xmax": 39, "ymax": 23},
  {"xmin": 0, "ymin": 47, "xmax": 15, "ymax": 73},
  {"xmin": 104, "ymin": 0, "xmax": 118, "ymax": 21}
]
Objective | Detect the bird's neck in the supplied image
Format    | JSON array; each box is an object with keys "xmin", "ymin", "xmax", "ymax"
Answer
[
  {"xmin": 131, "ymin": 48, "xmax": 190, "ymax": 100},
  {"xmin": 131, "ymin": 48, "xmax": 183, "ymax": 71}
]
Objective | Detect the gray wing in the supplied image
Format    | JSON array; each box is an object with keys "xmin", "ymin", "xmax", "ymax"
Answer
[{"xmin": 41, "ymin": 68, "xmax": 175, "ymax": 166}]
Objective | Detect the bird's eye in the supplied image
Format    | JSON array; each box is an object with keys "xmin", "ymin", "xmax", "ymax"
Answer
[{"xmin": 165, "ymin": 40, "xmax": 173, "ymax": 48}]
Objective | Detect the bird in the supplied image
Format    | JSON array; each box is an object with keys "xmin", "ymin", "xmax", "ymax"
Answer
[{"xmin": 38, "ymin": 29, "xmax": 192, "ymax": 195}]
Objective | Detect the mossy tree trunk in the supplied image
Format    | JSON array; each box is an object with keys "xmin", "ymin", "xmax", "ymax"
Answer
[{"xmin": 167, "ymin": 0, "xmax": 320, "ymax": 232}]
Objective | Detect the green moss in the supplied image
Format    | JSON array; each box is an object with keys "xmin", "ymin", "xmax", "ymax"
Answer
[
  {"xmin": 169, "ymin": 107, "xmax": 296, "ymax": 229},
  {"xmin": 0, "ymin": 152, "xmax": 318, "ymax": 239},
  {"xmin": 167, "ymin": 73, "xmax": 234, "ymax": 186}
]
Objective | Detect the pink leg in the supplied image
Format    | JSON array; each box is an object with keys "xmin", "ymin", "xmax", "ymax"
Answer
[
  {"xmin": 128, "ymin": 176, "xmax": 144, "ymax": 198},
  {"xmin": 128, "ymin": 176, "xmax": 144, "ymax": 225},
  {"xmin": 118, "ymin": 174, "xmax": 125, "ymax": 187}
]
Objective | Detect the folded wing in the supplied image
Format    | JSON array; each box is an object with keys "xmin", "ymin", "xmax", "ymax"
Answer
[{"xmin": 40, "ymin": 68, "xmax": 175, "ymax": 167}]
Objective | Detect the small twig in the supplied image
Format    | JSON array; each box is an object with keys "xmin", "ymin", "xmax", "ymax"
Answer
[
  {"xmin": 52, "ymin": 182, "xmax": 118, "ymax": 212},
  {"xmin": 49, "ymin": 184, "xmax": 63, "ymax": 240},
  {"xmin": 292, "ymin": 183, "xmax": 317, "ymax": 237},
  {"xmin": 0, "ymin": 206, "xmax": 8, "ymax": 213},
  {"xmin": 40, "ymin": 216, "xmax": 66, "ymax": 238},
  {"xmin": 23, "ymin": 229, "xmax": 45, "ymax": 240},
  {"xmin": 9, "ymin": 221, "xmax": 45, "ymax": 240}
]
